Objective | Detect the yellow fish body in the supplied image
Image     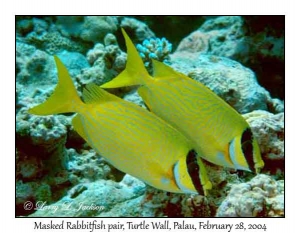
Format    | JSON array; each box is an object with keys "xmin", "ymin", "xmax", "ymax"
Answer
[
  {"xmin": 28, "ymin": 56, "xmax": 212, "ymax": 195},
  {"xmin": 101, "ymin": 29, "xmax": 264, "ymax": 173}
]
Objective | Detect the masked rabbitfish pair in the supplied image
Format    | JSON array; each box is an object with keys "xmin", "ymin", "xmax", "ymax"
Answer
[{"xmin": 29, "ymin": 29, "xmax": 264, "ymax": 196}]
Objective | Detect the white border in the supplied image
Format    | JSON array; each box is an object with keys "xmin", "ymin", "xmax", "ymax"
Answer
[{"xmin": 2, "ymin": 0, "xmax": 297, "ymax": 232}]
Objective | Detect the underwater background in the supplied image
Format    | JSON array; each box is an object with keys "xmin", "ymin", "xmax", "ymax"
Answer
[{"xmin": 16, "ymin": 16, "xmax": 284, "ymax": 217}]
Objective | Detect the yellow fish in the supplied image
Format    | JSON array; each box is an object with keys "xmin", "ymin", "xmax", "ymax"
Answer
[
  {"xmin": 28, "ymin": 56, "xmax": 212, "ymax": 195},
  {"xmin": 101, "ymin": 29, "xmax": 264, "ymax": 173}
]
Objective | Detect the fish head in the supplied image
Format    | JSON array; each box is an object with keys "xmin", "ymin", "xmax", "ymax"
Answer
[
  {"xmin": 229, "ymin": 127, "xmax": 264, "ymax": 173},
  {"xmin": 173, "ymin": 150, "xmax": 212, "ymax": 196}
]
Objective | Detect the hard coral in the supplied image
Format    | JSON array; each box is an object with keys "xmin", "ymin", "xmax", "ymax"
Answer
[
  {"xmin": 243, "ymin": 110, "xmax": 284, "ymax": 173},
  {"xmin": 56, "ymin": 16, "xmax": 118, "ymax": 44},
  {"xmin": 120, "ymin": 17, "xmax": 155, "ymax": 43},
  {"xmin": 216, "ymin": 174, "xmax": 284, "ymax": 217},
  {"xmin": 78, "ymin": 34, "xmax": 127, "ymax": 86},
  {"xmin": 67, "ymin": 148, "xmax": 117, "ymax": 185},
  {"xmin": 175, "ymin": 16, "xmax": 245, "ymax": 59},
  {"xmin": 16, "ymin": 42, "xmax": 57, "ymax": 85},
  {"xmin": 29, "ymin": 115, "xmax": 66, "ymax": 146},
  {"xmin": 16, "ymin": 108, "xmax": 68, "ymax": 173},
  {"xmin": 136, "ymin": 37, "xmax": 172, "ymax": 68},
  {"xmin": 29, "ymin": 175, "xmax": 146, "ymax": 217},
  {"xmin": 175, "ymin": 30, "xmax": 209, "ymax": 54},
  {"xmin": 26, "ymin": 30, "xmax": 87, "ymax": 54}
]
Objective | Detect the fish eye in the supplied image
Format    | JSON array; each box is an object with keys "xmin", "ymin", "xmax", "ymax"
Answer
[{"xmin": 241, "ymin": 128, "xmax": 255, "ymax": 172}]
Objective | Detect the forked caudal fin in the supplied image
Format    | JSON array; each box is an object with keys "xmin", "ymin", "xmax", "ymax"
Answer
[
  {"xmin": 28, "ymin": 56, "xmax": 83, "ymax": 115},
  {"xmin": 100, "ymin": 28, "xmax": 151, "ymax": 89}
]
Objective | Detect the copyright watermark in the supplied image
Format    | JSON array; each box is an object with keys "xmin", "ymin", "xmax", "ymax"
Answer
[
  {"xmin": 23, "ymin": 201, "xmax": 105, "ymax": 213},
  {"xmin": 23, "ymin": 201, "xmax": 34, "ymax": 210}
]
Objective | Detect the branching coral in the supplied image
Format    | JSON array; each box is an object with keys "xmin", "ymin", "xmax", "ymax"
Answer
[{"xmin": 136, "ymin": 37, "xmax": 172, "ymax": 69}]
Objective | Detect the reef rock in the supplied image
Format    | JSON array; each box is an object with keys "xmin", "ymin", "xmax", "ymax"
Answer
[
  {"xmin": 120, "ymin": 17, "xmax": 155, "ymax": 43},
  {"xmin": 29, "ymin": 175, "xmax": 146, "ymax": 217},
  {"xmin": 77, "ymin": 34, "xmax": 127, "ymax": 86},
  {"xmin": 66, "ymin": 148, "xmax": 120, "ymax": 186},
  {"xmin": 16, "ymin": 17, "xmax": 88, "ymax": 54},
  {"xmin": 174, "ymin": 16, "xmax": 284, "ymax": 99},
  {"xmin": 176, "ymin": 30, "xmax": 209, "ymax": 54},
  {"xmin": 175, "ymin": 16, "xmax": 283, "ymax": 66},
  {"xmin": 56, "ymin": 16, "xmax": 118, "ymax": 44},
  {"xmin": 243, "ymin": 110, "xmax": 284, "ymax": 173},
  {"xmin": 16, "ymin": 180, "xmax": 52, "ymax": 216},
  {"xmin": 16, "ymin": 108, "xmax": 69, "ymax": 177},
  {"xmin": 175, "ymin": 16, "xmax": 245, "ymax": 59},
  {"xmin": 123, "ymin": 91, "xmax": 146, "ymax": 109},
  {"xmin": 56, "ymin": 50, "xmax": 90, "ymax": 77},
  {"xmin": 216, "ymin": 174, "xmax": 284, "ymax": 217},
  {"xmin": 16, "ymin": 42, "xmax": 57, "ymax": 86}
]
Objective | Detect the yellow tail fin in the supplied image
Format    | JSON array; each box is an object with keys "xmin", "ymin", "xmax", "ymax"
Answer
[
  {"xmin": 101, "ymin": 28, "xmax": 151, "ymax": 88},
  {"xmin": 28, "ymin": 56, "xmax": 82, "ymax": 115}
]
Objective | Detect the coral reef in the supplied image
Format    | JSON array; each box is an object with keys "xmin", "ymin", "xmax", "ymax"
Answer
[
  {"xmin": 56, "ymin": 16, "xmax": 118, "ymax": 44},
  {"xmin": 16, "ymin": 17, "xmax": 88, "ymax": 54},
  {"xmin": 243, "ymin": 110, "xmax": 284, "ymax": 174},
  {"xmin": 56, "ymin": 50, "xmax": 90, "ymax": 77},
  {"xmin": 136, "ymin": 37, "xmax": 172, "ymax": 68},
  {"xmin": 199, "ymin": 16, "xmax": 246, "ymax": 59},
  {"xmin": 123, "ymin": 91, "xmax": 146, "ymax": 109},
  {"xmin": 134, "ymin": 16, "xmax": 206, "ymax": 49},
  {"xmin": 175, "ymin": 30, "xmax": 209, "ymax": 54},
  {"xmin": 16, "ymin": 43, "xmax": 89, "ymax": 87},
  {"xmin": 77, "ymin": 33, "xmax": 127, "ymax": 86},
  {"xmin": 120, "ymin": 17, "xmax": 155, "ymax": 43},
  {"xmin": 16, "ymin": 42, "xmax": 57, "ymax": 85},
  {"xmin": 173, "ymin": 16, "xmax": 284, "ymax": 99},
  {"xmin": 16, "ymin": 108, "xmax": 67, "ymax": 156},
  {"xmin": 175, "ymin": 16, "xmax": 245, "ymax": 59},
  {"xmin": 216, "ymin": 174, "xmax": 284, "ymax": 217},
  {"xmin": 67, "ymin": 148, "xmax": 123, "ymax": 185},
  {"xmin": 16, "ymin": 107, "xmax": 69, "ymax": 216},
  {"xmin": 29, "ymin": 175, "xmax": 146, "ymax": 217}
]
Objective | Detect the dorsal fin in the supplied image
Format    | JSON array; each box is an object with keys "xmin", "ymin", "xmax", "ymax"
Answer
[
  {"xmin": 82, "ymin": 84, "xmax": 120, "ymax": 104},
  {"xmin": 101, "ymin": 28, "xmax": 151, "ymax": 88},
  {"xmin": 152, "ymin": 59, "xmax": 188, "ymax": 80},
  {"xmin": 72, "ymin": 114, "xmax": 88, "ymax": 142}
]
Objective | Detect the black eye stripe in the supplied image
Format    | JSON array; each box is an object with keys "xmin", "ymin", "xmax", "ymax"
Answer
[
  {"xmin": 186, "ymin": 150, "xmax": 204, "ymax": 195},
  {"xmin": 241, "ymin": 128, "xmax": 255, "ymax": 172}
]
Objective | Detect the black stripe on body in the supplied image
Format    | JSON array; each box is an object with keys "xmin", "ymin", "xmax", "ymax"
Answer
[
  {"xmin": 186, "ymin": 150, "xmax": 204, "ymax": 195},
  {"xmin": 241, "ymin": 128, "xmax": 255, "ymax": 172}
]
